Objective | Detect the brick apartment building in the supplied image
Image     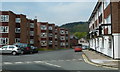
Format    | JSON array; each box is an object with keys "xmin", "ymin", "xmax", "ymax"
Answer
[
  {"xmin": 88, "ymin": 0, "xmax": 120, "ymax": 59},
  {"xmin": 0, "ymin": 11, "xmax": 37, "ymax": 47},
  {"xmin": 0, "ymin": 11, "xmax": 70, "ymax": 49},
  {"xmin": 59, "ymin": 28, "xmax": 70, "ymax": 48},
  {"xmin": 37, "ymin": 22, "xmax": 70, "ymax": 49}
]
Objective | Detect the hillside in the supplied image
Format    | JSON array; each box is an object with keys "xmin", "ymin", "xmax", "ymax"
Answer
[{"xmin": 60, "ymin": 22, "xmax": 89, "ymax": 34}]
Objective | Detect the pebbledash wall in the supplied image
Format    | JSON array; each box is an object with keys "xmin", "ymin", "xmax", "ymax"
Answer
[{"xmin": 88, "ymin": 0, "xmax": 120, "ymax": 59}]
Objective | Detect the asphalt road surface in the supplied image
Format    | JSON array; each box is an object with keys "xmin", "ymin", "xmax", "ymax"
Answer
[{"xmin": 1, "ymin": 49, "xmax": 118, "ymax": 72}]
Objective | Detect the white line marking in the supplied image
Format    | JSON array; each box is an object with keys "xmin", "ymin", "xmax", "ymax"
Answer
[
  {"xmin": 25, "ymin": 61, "xmax": 32, "ymax": 64},
  {"xmin": 66, "ymin": 60, "xmax": 70, "ymax": 61},
  {"xmin": 14, "ymin": 62, "xmax": 23, "ymax": 64},
  {"xmin": 33, "ymin": 61, "xmax": 44, "ymax": 63},
  {"xmin": 3, "ymin": 62, "xmax": 13, "ymax": 65},
  {"xmin": 45, "ymin": 62, "xmax": 61, "ymax": 67},
  {"xmin": 58, "ymin": 60, "xmax": 64, "ymax": 61}
]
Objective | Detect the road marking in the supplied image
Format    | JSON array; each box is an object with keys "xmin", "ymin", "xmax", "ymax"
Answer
[
  {"xmin": 82, "ymin": 54, "xmax": 118, "ymax": 70},
  {"xmin": 25, "ymin": 61, "xmax": 32, "ymax": 64},
  {"xmin": 14, "ymin": 62, "xmax": 23, "ymax": 64},
  {"xmin": 58, "ymin": 60, "xmax": 64, "ymax": 61},
  {"xmin": 44, "ymin": 62, "xmax": 61, "ymax": 68},
  {"xmin": 66, "ymin": 60, "xmax": 70, "ymax": 61},
  {"xmin": 33, "ymin": 61, "xmax": 44, "ymax": 63},
  {"xmin": 3, "ymin": 62, "xmax": 13, "ymax": 65}
]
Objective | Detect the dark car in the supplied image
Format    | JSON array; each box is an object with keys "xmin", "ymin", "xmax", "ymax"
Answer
[
  {"xmin": 74, "ymin": 46, "xmax": 82, "ymax": 52},
  {"xmin": 30, "ymin": 46, "xmax": 38, "ymax": 53},
  {"xmin": 13, "ymin": 43, "xmax": 32, "ymax": 54}
]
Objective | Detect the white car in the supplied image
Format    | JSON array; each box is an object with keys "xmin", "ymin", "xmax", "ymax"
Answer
[{"xmin": 0, "ymin": 45, "xmax": 22, "ymax": 55}]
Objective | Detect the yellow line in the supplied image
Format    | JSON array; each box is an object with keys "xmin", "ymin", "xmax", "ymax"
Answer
[{"xmin": 82, "ymin": 54, "xmax": 118, "ymax": 70}]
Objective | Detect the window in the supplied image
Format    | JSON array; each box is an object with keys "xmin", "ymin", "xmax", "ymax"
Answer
[
  {"xmin": 60, "ymin": 42, "xmax": 65, "ymax": 46},
  {"xmin": 0, "ymin": 38, "xmax": 9, "ymax": 45},
  {"xmin": 41, "ymin": 41, "xmax": 47, "ymax": 46},
  {"xmin": 30, "ymin": 31, "xmax": 34, "ymax": 36},
  {"xmin": 9, "ymin": 45, "xmax": 14, "ymax": 48},
  {"xmin": 60, "ymin": 36, "xmax": 65, "ymax": 40},
  {"xmin": 55, "ymin": 35, "xmax": 57, "ymax": 38},
  {"xmin": 66, "ymin": 31, "xmax": 68, "ymax": 34},
  {"xmin": 30, "ymin": 39, "xmax": 34, "ymax": 44},
  {"xmin": 30, "ymin": 23, "xmax": 34, "ymax": 28},
  {"xmin": 49, "ymin": 33, "xmax": 52, "ymax": 37},
  {"xmin": 0, "ymin": 15, "xmax": 9, "ymax": 22},
  {"xmin": 15, "ymin": 38, "xmax": 20, "ymax": 43},
  {"xmin": 60, "ymin": 30, "xmax": 65, "ymax": 34},
  {"xmin": 16, "ymin": 18, "xmax": 21, "ymax": 23},
  {"xmin": 41, "ymin": 33, "xmax": 47, "ymax": 38},
  {"xmin": 41, "ymin": 25, "xmax": 47, "ymax": 30},
  {"xmin": 49, "ymin": 41, "xmax": 52, "ymax": 45},
  {"xmin": 15, "ymin": 28, "xmax": 20, "ymax": 33},
  {"xmin": 0, "ymin": 26, "xmax": 9, "ymax": 33},
  {"xmin": 48, "ymin": 26, "xmax": 52, "ymax": 30}
]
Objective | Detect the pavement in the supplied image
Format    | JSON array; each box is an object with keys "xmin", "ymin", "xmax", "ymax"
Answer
[{"xmin": 82, "ymin": 49, "xmax": 120, "ymax": 69}]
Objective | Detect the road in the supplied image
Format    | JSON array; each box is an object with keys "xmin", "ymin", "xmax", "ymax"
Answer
[{"xmin": 1, "ymin": 49, "xmax": 118, "ymax": 72}]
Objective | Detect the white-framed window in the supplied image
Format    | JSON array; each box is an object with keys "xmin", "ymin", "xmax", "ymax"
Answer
[
  {"xmin": 66, "ymin": 31, "xmax": 68, "ymax": 34},
  {"xmin": 41, "ymin": 41, "xmax": 47, "ymax": 46},
  {"xmin": 15, "ymin": 18, "xmax": 21, "ymax": 23},
  {"xmin": 0, "ymin": 38, "xmax": 9, "ymax": 45},
  {"xmin": 30, "ymin": 39, "xmax": 34, "ymax": 44},
  {"xmin": 41, "ymin": 25, "xmax": 47, "ymax": 30},
  {"xmin": 15, "ymin": 38, "xmax": 20, "ymax": 43},
  {"xmin": 60, "ymin": 30, "xmax": 65, "ymax": 34},
  {"xmin": 40, "ymin": 33, "xmax": 47, "ymax": 38},
  {"xmin": 0, "ymin": 26, "xmax": 9, "ymax": 33},
  {"xmin": 55, "ymin": 35, "xmax": 57, "ymax": 38},
  {"xmin": 66, "ymin": 42, "xmax": 68, "ymax": 45},
  {"xmin": 30, "ymin": 23, "xmax": 34, "ymax": 28},
  {"xmin": 15, "ymin": 28, "xmax": 20, "ymax": 33},
  {"xmin": 48, "ymin": 26, "xmax": 52, "ymax": 30},
  {"xmin": 0, "ymin": 15, "xmax": 9, "ymax": 22},
  {"xmin": 49, "ymin": 41, "xmax": 52, "ymax": 45},
  {"xmin": 49, "ymin": 33, "xmax": 53, "ymax": 37},
  {"xmin": 60, "ymin": 42, "xmax": 65, "ymax": 46},
  {"xmin": 30, "ymin": 31, "xmax": 34, "ymax": 36},
  {"xmin": 60, "ymin": 36, "xmax": 65, "ymax": 40}
]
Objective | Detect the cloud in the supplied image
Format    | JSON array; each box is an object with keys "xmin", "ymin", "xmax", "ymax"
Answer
[{"xmin": 2, "ymin": 2, "xmax": 96, "ymax": 26}]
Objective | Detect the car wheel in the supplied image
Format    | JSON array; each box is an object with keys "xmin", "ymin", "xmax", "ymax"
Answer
[
  {"xmin": 21, "ymin": 51, "xmax": 24, "ymax": 54},
  {"xmin": 12, "ymin": 51, "xmax": 17, "ymax": 55}
]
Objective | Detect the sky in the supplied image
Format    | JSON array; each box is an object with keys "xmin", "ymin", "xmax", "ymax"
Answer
[{"xmin": 1, "ymin": 1, "xmax": 97, "ymax": 26}]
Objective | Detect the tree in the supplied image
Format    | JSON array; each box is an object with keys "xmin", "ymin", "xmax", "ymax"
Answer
[{"xmin": 74, "ymin": 32, "xmax": 87, "ymax": 39}]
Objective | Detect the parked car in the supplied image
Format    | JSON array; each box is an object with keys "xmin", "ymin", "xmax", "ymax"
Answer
[
  {"xmin": 0, "ymin": 45, "xmax": 22, "ymax": 55},
  {"xmin": 82, "ymin": 45, "xmax": 88, "ymax": 50},
  {"xmin": 13, "ymin": 43, "xmax": 32, "ymax": 54},
  {"xmin": 30, "ymin": 46, "xmax": 38, "ymax": 53},
  {"xmin": 74, "ymin": 46, "xmax": 82, "ymax": 52}
]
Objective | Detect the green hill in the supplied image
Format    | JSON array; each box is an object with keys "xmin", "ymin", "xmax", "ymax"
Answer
[{"xmin": 60, "ymin": 21, "xmax": 89, "ymax": 34}]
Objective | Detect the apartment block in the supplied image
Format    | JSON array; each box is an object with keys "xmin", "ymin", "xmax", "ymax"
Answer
[
  {"xmin": 88, "ymin": 0, "xmax": 120, "ymax": 59},
  {"xmin": 37, "ymin": 22, "xmax": 49, "ymax": 49},
  {"xmin": 59, "ymin": 28, "xmax": 70, "ymax": 48},
  {"xmin": 37, "ymin": 22, "xmax": 70, "ymax": 49},
  {"xmin": 0, "ymin": 11, "xmax": 37, "ymax": 47}
]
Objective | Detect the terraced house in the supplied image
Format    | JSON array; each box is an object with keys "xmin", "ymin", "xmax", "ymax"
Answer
[
  {"xmin": 0, "ymin": 11, "xmax": 37, "ymax": 47},
  {"xmin": 88, "ymin": 0, "xmax": 120, "ymax": 59}
]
